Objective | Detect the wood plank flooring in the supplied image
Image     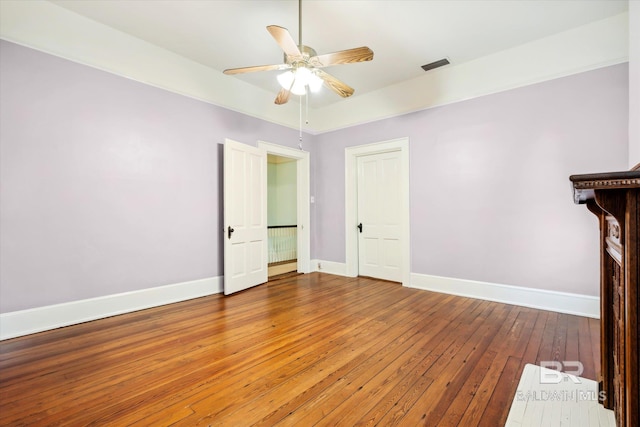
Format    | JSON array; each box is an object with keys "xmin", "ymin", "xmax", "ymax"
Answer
[
  {"xmin": 0, "ymin": 273, "xmax": 600, "ymax": 426},
  {"xmin": 268, "ymin": 261, "xmax": 297, "ymax": 278}
]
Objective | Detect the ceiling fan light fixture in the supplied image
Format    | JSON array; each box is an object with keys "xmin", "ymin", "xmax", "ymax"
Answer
[
  {"xmin": 308, "ymin": 71, "xmax": 324, "ymax": 93},
  {"xmin": 277, "ymin": 67, "xmax": 323, "ymax": 95},
  {"xmin": 277, "ymin": 70, "xmax": 295, "ymax": 90},
  {"xmin": 290, "ymin": 78, "xmax": 307, "ymax": 96}
]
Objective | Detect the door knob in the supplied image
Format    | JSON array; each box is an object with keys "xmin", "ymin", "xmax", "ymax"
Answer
[
  {"xmin": 227, "ymin": 226, "xmax": 235, "ymax": 239},
  {"xmin": 357, "ymin": 223, "xmax": 363, "ymax": 233}
]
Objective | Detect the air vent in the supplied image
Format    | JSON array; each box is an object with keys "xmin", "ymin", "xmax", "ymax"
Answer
[{"xmin": 421, "ymin": 58, "xmax": 450, "ymax": 72}]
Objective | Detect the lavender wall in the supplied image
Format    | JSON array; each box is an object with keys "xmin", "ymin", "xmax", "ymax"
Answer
[
  {"xmin": 313, "ymin": 64, "xmax": 629, "ymax": 296},
  {"xmin": 0, "ymin": 40, "xmax": 306, "ymax": 312},
  {"xmin": 0, "ymin": 39, "xmax": 629, "ymax": 314}
]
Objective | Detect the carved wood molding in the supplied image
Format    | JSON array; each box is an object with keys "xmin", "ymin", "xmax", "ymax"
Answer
[
  {"xmin": 585, "ymin": 198, "xmax": 602, "ymax": 218},
  {"xmin": 573, "ymin": 178, "xmax": 640, "ymax": 190},
  {"xmin": 594, "ymin": 190, "xmax": 627, "ymax": 230},
  {"xmin": 570, "ymin": 171, "xmax": 640, "ymax": 205}
]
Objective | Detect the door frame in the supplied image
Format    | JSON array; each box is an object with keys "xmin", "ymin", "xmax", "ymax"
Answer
[
  {"xmin": 345, "ymin": 138, "xmax": 410, "ymax": 286},
  {"xmin": 258, "ymin": 140, "xmax": 311, "ymax": 274}
]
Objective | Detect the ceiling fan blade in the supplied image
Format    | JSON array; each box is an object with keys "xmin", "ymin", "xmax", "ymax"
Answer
[
  {"xmin": 316, "ymin": 69, "xmax": 355, "ymax": 98},
  {"xmin": 310, "ymin": 47, "xmax": 373, "ymax": 68},
  {"xmin": 223, "ymin": 63, "xmax": 290, "ymax": 75},
  {"xmin": 267, "ymin": 25, "xmax": 302, "ymax": 59},
  {"xmin": 274, "ymin": 88, "xmax": 291, "ymax": 105}
]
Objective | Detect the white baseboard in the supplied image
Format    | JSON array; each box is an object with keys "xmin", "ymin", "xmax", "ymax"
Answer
[
  {"xmin": 408, "ymin": 273, "xmax": 599, "ymax": 319},
  {"xmin": 308, "ymin": 263, "xmax": 598, "ymax": 318},
  {"xmin": 0, "ymin": 276, "xmax": 222, "ymax": 340},
  {"xmin": 2, "ymin": 270, "xmax": 598, "ymax": 340},
  {"xmin": 311, "ymin": 259, "xmax": 349, "ymax": 276}
]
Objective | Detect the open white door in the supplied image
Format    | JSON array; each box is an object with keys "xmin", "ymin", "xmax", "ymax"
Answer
[
  {"xmin": 357, "ymin": 151, "xmax": 403, "ymax": 282},
  {"xmin": 224, "ymin": 139, "xmax": 268, "ymax": 295}
]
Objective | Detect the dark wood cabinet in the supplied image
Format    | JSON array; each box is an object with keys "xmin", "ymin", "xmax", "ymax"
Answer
[{"xmin": 570, "ymin": 170, "xmax": 639, "ymax": 427}]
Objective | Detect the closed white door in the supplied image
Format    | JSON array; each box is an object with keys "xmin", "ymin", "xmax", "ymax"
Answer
[
  {"xmin": 357, "ymin": 151, "xmax": 402, "ymax": 282},
  {"xmin": 223, "ymin": 139, "xmax": 268, "ymax": 295}
]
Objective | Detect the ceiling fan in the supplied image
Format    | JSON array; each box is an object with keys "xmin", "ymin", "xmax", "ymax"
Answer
[{"xmin": 223, "ymin": 0, "xmax": 374, "ymax": 105}]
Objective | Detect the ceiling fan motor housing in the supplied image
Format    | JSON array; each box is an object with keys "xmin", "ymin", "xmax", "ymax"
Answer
[{"xmin": 284, "ymin": 45, "xmax": 317, "ymax": 65}]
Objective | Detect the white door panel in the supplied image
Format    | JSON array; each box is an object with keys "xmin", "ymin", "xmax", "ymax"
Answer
[
  {"xmin": 224, "ymin": 139, "xmax": 267, "ymax": 295},
  {"xmin": 357, "ymin": 151, "xmax": 402, "ymax": 282}
]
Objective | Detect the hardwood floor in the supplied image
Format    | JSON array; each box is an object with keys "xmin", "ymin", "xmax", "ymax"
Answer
[
  {"xmin": 0, "ymin": 273, "xmax": 599, "ymax": 426},
  {"xmin": 268, "ymin": 260, "xmax": 298, "ymax": 278}
]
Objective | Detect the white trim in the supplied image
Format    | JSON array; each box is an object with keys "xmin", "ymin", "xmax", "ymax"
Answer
[
  {"xmin": 258, "ymin": 141, "xmax": 311, "ymax": 274},
  {"xmin": 409, "ymin": 273, "xmax": 600, "ymax": 319},
  {"xmin": 345, "ymin": 138, "xmax": 411, "ymax": 285},
  {"xmin": 0, "ymin": 276, "xmax": 222, "ymax": 340},
  {"xmin": 312, "ymin": 259, "xmax": 348, "ymax": 276}
]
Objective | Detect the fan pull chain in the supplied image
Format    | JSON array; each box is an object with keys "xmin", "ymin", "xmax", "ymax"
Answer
[
  {"xmin": 299, "ymin": 94, "xmax": 303, "ymax": 150},
  {"xmin": 305, "ymin": 92, "xmax": 309, "ymax": 125}
]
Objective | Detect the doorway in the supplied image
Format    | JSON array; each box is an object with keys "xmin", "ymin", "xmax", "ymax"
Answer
[
  {"xmin": 345, "ymin": 138, "xmax": 410, "ymax": 285},
  {"xmin": 258, "ymin": 141, "xmax": 311, "ymax": 275},
  {"xmin": 267, "ymin": 154, "xmax": 298, "ymax": 277}
]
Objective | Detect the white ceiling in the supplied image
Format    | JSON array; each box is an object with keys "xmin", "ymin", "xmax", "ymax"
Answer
[
  {"xmin": 0, "ymin": 1, "xmax": 630, "ymax": 131},
  {"xmin": 49, "ymin": 0, "xmax": 628, "ymax": 109}
]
